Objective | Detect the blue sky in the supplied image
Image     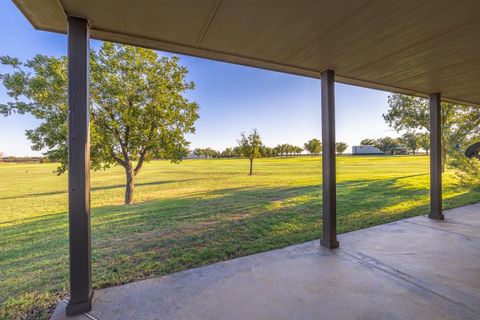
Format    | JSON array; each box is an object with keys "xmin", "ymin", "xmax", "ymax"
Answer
[{"xmin": 0, "ymin": 1, "xmax": 398, "ymax": 157}]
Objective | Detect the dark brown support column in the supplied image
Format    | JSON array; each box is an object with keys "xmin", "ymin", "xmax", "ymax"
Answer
[
  {"xmin": 320, "ymin": 70, "xmax": 339, "ymax": 249},
  {"xmin": 66, "ymin": 17, "xmax": 93, "ymax": 316},
  {"xmin": 429, "ymin": 93, "xmax": 444, "ymax": 220}
]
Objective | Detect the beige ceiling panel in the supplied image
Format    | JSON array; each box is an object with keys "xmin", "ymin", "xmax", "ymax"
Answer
[
  {"xmin": 10, "ymin": 0, "xmax": 480, "ymax": 105},
  {"xmin": 13, "ymin": 0, "xmax": 66, "ymax": 33},
  {"xmin": 61, "ymin": 0, "xmax": 219, "ymax": 46},
  {"xmin": 332, "ymin": 0, "xmax": 480, "ymax": 75},
  {"xmin": 370, "ymin": 22, "xmax": 480, "ymax": 84}
]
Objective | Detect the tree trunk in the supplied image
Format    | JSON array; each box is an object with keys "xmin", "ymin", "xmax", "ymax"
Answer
[
  {"xmin": 249, "ymin": 158, "xmax": 253, "ymax": 176},
  {"xmin": 125, "ymin": 167, "xmax": 135, "ymax": 204}
]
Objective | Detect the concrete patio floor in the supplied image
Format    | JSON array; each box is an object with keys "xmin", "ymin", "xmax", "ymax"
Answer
[{"xmin": 52, "ymin": 203, "xmax": 480, "ymax": 320}]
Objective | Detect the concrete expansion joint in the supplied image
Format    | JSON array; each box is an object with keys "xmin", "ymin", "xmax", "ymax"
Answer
[
  {"xmin": 341, "ymin": 250, "xmax": 416, "ymax": 283},
  {"xmin": 82, "ymin": 313, "xmax": 99, "ymax": 320},
  {"xmin": 403, "ymin": 220, "xmax": 480, "ymax": 241},
  {"xmin": 341, "ymin": 249, "xmax": 480, "ymax": 316}
]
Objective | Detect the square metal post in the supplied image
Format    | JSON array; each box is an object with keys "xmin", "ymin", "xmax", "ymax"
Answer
[
  {"xmin": 429, "ymin": 93, "xmax": 444, "ymax": 220},
  {"xmin": 320, "ymin": 70, "xmax": 339, "ymax": 249},
  {"xmin": 66, "ymin": 16, "xmax": 93, "ymax": 315}
]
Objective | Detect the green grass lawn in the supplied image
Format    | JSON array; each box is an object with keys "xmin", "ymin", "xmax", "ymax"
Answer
[{"xmin": 1, "ymin": 156, "xmax": 479, "ymax": 319}]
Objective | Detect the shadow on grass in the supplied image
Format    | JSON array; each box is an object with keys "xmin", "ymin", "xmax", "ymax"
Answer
[
  {"xmin": 1, "ymin": 175, "xmax": 479, "ymax": 317},
  {"xmin": 0, "ymin": 179, "xmax": 197, "ymax": 200}
]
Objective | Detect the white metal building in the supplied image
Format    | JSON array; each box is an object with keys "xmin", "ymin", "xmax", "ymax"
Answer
[{"xmin": 352, "ymin": 145, "xmax": 383, "ymax": 155}]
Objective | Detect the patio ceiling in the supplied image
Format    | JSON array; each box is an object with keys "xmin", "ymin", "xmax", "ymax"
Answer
[{"xmin": 13, "ymin": 0, "xmax": 480, "ymax": 105}]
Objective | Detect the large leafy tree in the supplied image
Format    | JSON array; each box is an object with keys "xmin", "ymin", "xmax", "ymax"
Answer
[
  {"xmin": 0, "ymin": 43, "xmax": 199, "ymax": 204},
  {"xmin": 383, "ymin": 93, "xmax": 480, "ymax": 172},
  {"xmin": 237, "ymin": 129, "xmax": 262, "ymax": 175},
  {"xmin": 304, "ymin": 138, "xmax": 322, "ymax": 157}
]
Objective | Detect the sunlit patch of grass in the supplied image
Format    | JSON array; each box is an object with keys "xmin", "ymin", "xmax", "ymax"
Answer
[{"xmin": 0, "ymin": 156, "xmax": 479, "ymax": 319}]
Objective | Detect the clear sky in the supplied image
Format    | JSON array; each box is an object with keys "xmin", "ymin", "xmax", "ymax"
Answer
[{"xmin": 0, "ymin": 1, "xmax": 398, "ymax": 157}]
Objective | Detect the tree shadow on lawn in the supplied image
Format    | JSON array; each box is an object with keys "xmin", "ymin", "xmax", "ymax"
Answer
[
  {"xmin": 0, "ymin": 179, "xmax": 197, "ymax": 201},
  {"xmin": 1, "ymin": 175, "xmax": 479, "ymax": 317}
]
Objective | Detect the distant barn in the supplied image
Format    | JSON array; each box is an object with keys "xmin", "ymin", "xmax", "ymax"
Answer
[
  {"xmin": 385, "ymin": 146, "xmax": 408, "ymax": 155},
  {"xmin": 352, "ymin": 145, "xmax": 383, "ymax": 155}
]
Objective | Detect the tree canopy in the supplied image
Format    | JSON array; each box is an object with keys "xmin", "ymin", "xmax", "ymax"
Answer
[
  {"xmin": 400, "ymin": 132, "xmax": 420, "ymax": 155},
  {"xmin": 360, "ymin": 138, "xmax": 376, "ymax": 146},
  {"xmin": 304, "ymin": 138, "xmax": 322, "ymax": 156},
  {"xmin": 0, "ymin": 43, "xmax": 199, "ymax": 204},
  {"xmin": 335, "ymin": 142, "xmax": 348, "ymax": 155}
]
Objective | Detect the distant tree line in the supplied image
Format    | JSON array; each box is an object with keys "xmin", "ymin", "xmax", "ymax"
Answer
[
  {"xmin": 191, "ymin": 136, "xmax": 351, "ymax": 161},
  {"xmin": 192, "ymin": 131, "xmax": 434, "ymax": 163},
  {"xmin": 226, "ymin": 126, "xmax": 449, "ymax": 176},
  {"xmin": 0, "ymin": 155, "xmax": 48, "ymax": 163}
]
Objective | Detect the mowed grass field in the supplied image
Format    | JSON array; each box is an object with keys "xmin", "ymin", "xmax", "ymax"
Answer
[{"xmin": 1, "ymin": 156, "xmax": 479, "ymax": 319}]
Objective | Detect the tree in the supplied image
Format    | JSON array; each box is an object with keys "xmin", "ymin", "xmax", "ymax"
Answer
[
  {"xmin": 304, "ymin": 138, "xmax": 322, "ymax": 157},
  {"xmin": 303, "ymin": 138, "xmax": 322, "ymax": 157},
  {"xmin": 275, "ymin": 144, "xmax": 287, "ymax": 158},
  {"xmin": 194, "ymin": 147, "xmax": 219, "ymax": 159},
  {"xmin": 205, "ymin": 148, "xmax": 218, "ymax": 158},
  {"xmin": 272, "ymin": 146, "xmax": 279, "ymax": 157},
  {"xmin": 259, "ymin": 145, "xmax": 274, "ymax": 158},
  {"xmin": 293, "ymin": 146, "xmax": 303, "ymax": 156},
  {"xmin": 221, "ymin": 147, "xmax": 233, "ymax": 158},
  {"xmin": 335, "ymin": 142, "xmax": 348, "ymax": 155},
  {"xmin": 232, "ymin": 146, "xmax": 242, "ymax": 158},
  {"xmin": 211, "ymin": 149, "xmax": 220, "ymax": 158},
  {"xmin": 0, "ymin": 43, "xmax": 199, "ymax": 204},
  {"xmin": 419, "ymin": 132, "xmax": 430, "ymax": 155},
  {"xmin": 360, "ymin": 138, "xmax": 376, "ymax": 146},
  {"xmin": 375, "ymin": 137, "xmax": 399, "ymax": 153},
  {"xmin": 401, "ymin": 132, "xmax": 420, "ymax": 155},
  {"xmin": 282, "ymin": 144, "xmax": 291, "ymax": 157},
  {"xmin": 285, "ymin": 144, "xmax": 296, "ymax": 157},
  {"xmin": 237, "ymin": 129, "xmax": 262, "ymax": 175},
  {"xmin": 194, "ymin": 148, "xmax": 204, "ymax": 158},
  {"xmin": 449, "ymin": 136, "xmax": 480, "ymax": 186},
  {"xmin": 384, "ymin": 93, "xmax": 480, "ymax": 172}
]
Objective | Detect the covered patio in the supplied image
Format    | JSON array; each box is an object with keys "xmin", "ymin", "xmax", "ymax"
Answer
[
  {"xmin": 51, "ymin": 203, "xmax": 480, "ymax": 319},
  {"xmin": 11, "ymin": 0, "xmax": 480, "ymax": 318}
]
